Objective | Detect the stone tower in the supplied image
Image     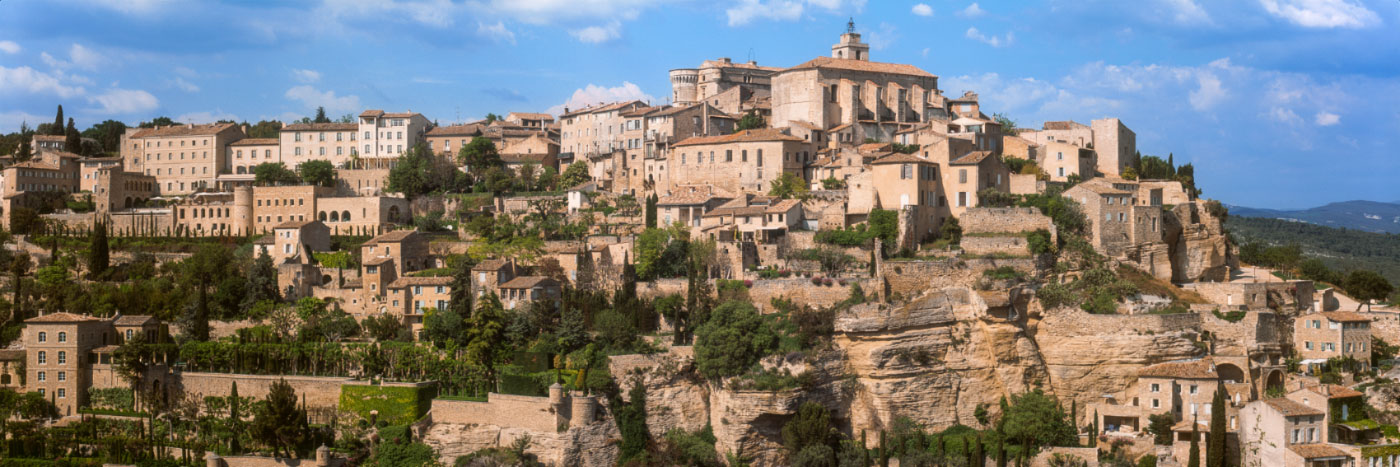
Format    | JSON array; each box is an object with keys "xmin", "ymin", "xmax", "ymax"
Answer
[
  {"xmin": 669, "ymin": 68, "xmax": 699, "ymax": 105},
  {"xmin": 831, "ymin": 18, "xmax": 869, "ymax": 61},
  {"xmin": 232, "ymin": 185, "xmax": 253, "ymax": 236}
]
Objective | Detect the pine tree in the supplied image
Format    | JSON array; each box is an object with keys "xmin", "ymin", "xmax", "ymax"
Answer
[
  {"xmin": 88, "ymin": 221, "xmax": 109, "ymax": 278},
  {"xmin": 313, "ymin": 106, "xmax": 329, "ymax": 124},
  {"xmin": 16, "ymin": 139, "xmax": 31, "ymax": 162},
  {"xmin": 1187, "ymin": 416, "xmax": 1201, "ymax": 467},
  {"xmin": 64, "ymin": 118, "xmax": 80, "ymax": 153},
  {"xmin": 1208, "ymin": 386, "xmax": 1227, "ymax": 467},
  {"xmin": 229, "ymin": 381, "xmax": 242, "ymax": 454},
  {"xmin": 250, "ymin": 379, "xmax": 306, "ymax": 458},
  {"xmin": 51, "ymin": 105, "xmax": 64, "ymax": 136},
  {"xmin": 448, "ymin": 255, "xmax": 474, "ymax": 319},
  {"xmin": 241, "ymin": 249, "xmax": 279, "ymax": 311}
]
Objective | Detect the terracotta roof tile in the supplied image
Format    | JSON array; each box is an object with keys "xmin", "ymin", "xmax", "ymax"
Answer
[
  {"xmin": 130, "ymin": 123, "xmax": 237, "ymax": 139},
  {"xmin": 507, "ymin": 112, "xmax": 554, "ymax": 121},
  {"xmin": 1302, "ymin": 383, "xmax": 1364, "ymax": 399},
  {"xmin": 274, "ymin": 220, "xmax": 322, "ymax": 230},
  {"xmin": 113, "ymin": 315, "xmax": 155, "ymax": 326},
  {"xmin": 229, "ymin": 138, "xmax": 279, "ymax": 146},
  {"xmin": 363, "ymin": 229, "xmax": 418, "ymax": 245},
  {"xmin": 1287, "ymin": 444, "xmax": 1350, "ymax": 459},
  {"xmin": 785, "ymin": 57, "xmax": 937, "ymax": 78},
  {"xmin": 388, "ymin": 276, "xmax": 453, "ymax": 288},
  {"xmin": 500, "ymin": 276, "xmax": 558, "ymax": 289},
  {"xmin": 871, "ymin": 153, "xmax": 930, "ymax": 165},
  {"xmin": 673, "ymin": 128, "xmax": 804, "ymax": 147},
  {"xmin": 1264, "ymin": 398, "xmax": 1325, "ymax": 417},
  {"xmin": 427, "ymin": 124, "xmax": 484, "ymax": 137},
  {"xmin": 1138, "ymin": 358, "xmax": 1218, "ymax": 380},
  {"xmin": 473, "ymin": 258, "xmax": 510, "ymax": 271},
  {"xmin": 1319, "ymin": 311, "xmax": 1371, "ymax": 322},
  {"xmin": 25, "ymin": 312, "xmax": 100, "ymax": 323},
  {"xmin": 283, "ymin": 122, "xmax": 357, "ymax": 132},
  {"xmin": 951, "ymin": 150, "xmax": 995, "ymax": 166}
]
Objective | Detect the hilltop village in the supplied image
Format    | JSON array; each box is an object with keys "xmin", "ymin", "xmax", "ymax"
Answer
[{"xmin": 0, "ymin": 23, "xmax": 1397, "ymax": 467}]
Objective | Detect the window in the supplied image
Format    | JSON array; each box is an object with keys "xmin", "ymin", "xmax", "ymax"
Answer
[
  {"xmin": 38, "ymin": 351, "xmax": 46, "ymax": 364},
  {"xmin": 1152, "ymin": 399, "xmax": 1159, "ymax": 408},
  {"xmin": 57, "ymin": 371, "xmax": 66, "ymax": 382},
  {"xmin": 1150, "ymin": 383, "xmax": 1160, "ymax": 392},
  {"xmin": 901, "ymin": 164, "xmax": 912, "ymax": 179},
  {"xmin": 958, "ymin": 169, "xmax": 967, "ymax": 183},
  {"xmin": 58, "ymin": 351, "xmax": 66, "ymax": 364},
  {"xmin": 57, "ymin": 388, "xmax": 65, "ymax": 399},
  {"xmin": 38, "ymin": 332, "xmax": 45, "ymax": 343},
  {"xmin": 1058, "ymin": 167, "xmax": 1065, "ymax": 177},
  {"xmin": 58, "ymin": 332, "xmax": 65, "ymax": 342},
  {"xmin": 1189, "ymin": 384, "xmax": 1198, "ymax": 395},
  {"xmin": 38, "ymin": 371, "xmax": 46, "ymax": 382},
  {"xmin": 125, "ymin": 330, "xmax": 133, "ymax": 340},
  {"xmin": 725, "ymin": 150, "xmax": 733, "ymax": 162}
]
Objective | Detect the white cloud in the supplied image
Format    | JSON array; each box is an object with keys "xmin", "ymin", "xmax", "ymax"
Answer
[
  {"xmin": 0, "ymin": 111, "xmax": 49, "ymax": 132},
  {"xmin": 481, "ymin": 0, "xmax": 666, "ymax": 25},
  {"xmin": 0, "ymin": 41, "xmax": 19, "ymax": 54},
  {"xmin": 285, "ymin": 85, "xmax": 361, "ymax": 115},
  {"xmin": 477, "ymin": 21, "xmax": 517, "ymax": 45},
  {"xmin": 571, "ymin": 21, "xmax": 621, "ymax": 44},
  {"xmin": 1189, "ymin": 72, "xmax": 1226, "ymax": 111},
  {"xmin": 176, "ymin": 110, "xmax": 239, "ymax": 124},
  {"xmin": 958, "ymin": 2, "xmax": 985, "ymax": 18},
  {"xmin": 39, "ymin": 44, "xmax": 103, "ymax": 71},
  {"xmin": 172, "ymin": 76, "xmax": 200, "ymax": 93},
  {"xmin": 1160, "ymin": 0, "xmax": 1210, "ymax": 24},
  {"xmin": 70, "ymin": 0, "xmax": 175, "ymax": 16},
  {"xmin": 806, "ymin": 0, "xmax": 865, "ymax": 11},
  {"xmin": 68, "ymin": 44, "xmax": 102, "ymax": 70},
  {"xmin": 921, "ymin": 47, "xmax": 930, "ymax": 58},
  {"xmin": 549, "ymin": 82, "xmax": 654, "ymax": 115},
  {"xmin": 89, "ymin": 88, "xmax": 159, "ymax": 114},
  {"xmin": 1267, "ymin": 106, "xmax": 1304, "ymax": 125},
  {"xmin": 315, "ymin": 0, "xmax": 458, "ymax": 28},
  {"xmin": 1314, "ymin": 111, "xmax": 1340, "ymax": 126},
  {"xmin": 726, "ymin": 0, "xmax": 804, "ymax": 26},
  {"xmin": 911, "ymin": 3, "xmax": 933, "ymax": 17},
  {"xmin": 1259, "ymin": 0, "xmax": 1379, "ymax": 28},
  {"xmin": 0, "ymin": 66, "xmax": 86, "ymax": 98},
  {"xmin": 965, "ymin": 27, "xmax": 1013, "ymax": 47},
  {"xmin": 292, "ymin": 69, "xmax": 321, "ymax": 84},
  {"xmin": 866, "ymin": 22, "xmax": 897, "ymax": 51}
]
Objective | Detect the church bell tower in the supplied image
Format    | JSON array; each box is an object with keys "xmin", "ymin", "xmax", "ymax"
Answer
[{"xmin": 831, "ymin": 18, "xmax": 870, "ymax": 61}]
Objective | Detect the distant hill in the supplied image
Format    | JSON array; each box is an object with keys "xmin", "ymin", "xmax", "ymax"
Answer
[
  {"xmin": 1227, "ymin": 200, "xmax": 1400, "ymax": 234},
  {"xmin": 1224, "ymin": 216, "xmax": 1400, "ymax": 287}
]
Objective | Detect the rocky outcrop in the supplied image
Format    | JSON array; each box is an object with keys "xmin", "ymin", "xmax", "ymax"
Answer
[
  {"xmin": 1165, "ymin": 203, "xmax": 1231, "ymax": 283},
  {"xmin": 423, "ymin": 417, "xmax": 620, "ymax": 466},
  {"xmin": 837, "ymin": 288, "xmax": 1049, "ymax": 434},
  {"xmin": 611, "ymin": 348, "xmax": 711, "ymax": 439}
]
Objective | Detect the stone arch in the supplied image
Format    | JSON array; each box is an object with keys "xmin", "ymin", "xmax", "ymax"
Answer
[
  {"xmin": 124, "ymin": 197, "xmax": 133, "ymax": 209},
  {"xmin": 1216, "ymin": 363, "xmax": 1245, "ymax": 383},
  {"xmin": 318, "ymin": 211, "xmax": 327, "ymax": 221},
  {"xmin": 1264, "ymin": 369, "xmax": 1284, "ymax": 393},
  {"xmin": 342, "ymin": 210, "xmax": 351, "ymax": 222},
  {"xmin": 1, "ymin": 374, "xmax": 9, "ymax": 385},
  {"xmin": 330, "ymin": 211, "xmax": 339, "ymax": 222}
]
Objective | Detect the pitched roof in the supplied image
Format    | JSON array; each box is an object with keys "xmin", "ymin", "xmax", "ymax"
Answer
[
  {"xmin": 785, "ymin": 57, "xmax": 937, "ymax": 78},
  {"xmin": 473, "ymin": 258, "xmax": 511, "ymax": 271},
  {"xmin": 1302, "ymin": 383, "xmax": 1364, "ymax": 399},
  {"xmin": 1138, "ymin": 358, "xmax": 1218, "ymax": 380},
  {"xmin": 560, "ymin": 100, "xmax": 645, "ymax": 118},
  {"xmin": 1319, "ymin": 311, "xmax": 1371, "ymax": 323},
  {"xmin": 283, "ymin": 122, "xmax": 357, "ymax": 132},
  {"xmin": 871, "ymin": 153, "xmax": 930, "ymax": 165},
  {"xmin": 253, "ymin": 234, "xmax": 274, "ymax": 245},
  {"xmin": 1263, "ymin": 398, "xmax": 1325, "ymax": 417},
  {"xmin": 950, "ymin": 150, "xmax": 995, "ymax": 166},
  {"xmin": 1043, "ymin": 121, "xmax": 1089, "ymax": 130},
  {"xmin": 33, "ymin": 135, "xmax": 66, "ymax": 142},
  {"xmin": 673, "ymin": 128, "xmax": 804, "ymax": 147},
  {"xmin": 427, "ymin": 124, "xmax": 484, "ymax": 137},
  {"xmin": 113, "ymin": 315, "xmax": 155, "ymax": 326},
  {"xmin": 502, "ymin": 153, "xmax": 554, "ymax": 165},
  {"xmin": 789, "ymin": 120, "xmax": 823, "ymax": 131},
  {"xmin": 130, "ymin": 122, "xmax": 237, "ymax": 139},
  {"xmin": 25, "ymin": 312, "xmax": 100, "ymax": 323},
  {"xmin": 1070, "ymin": 180, "xmax": 1132, "ymax": 196},
  {"xmin": 500, "ymin": 276, "xmax": 558, "ymax": 289},
  {"xmin": 364, "ymin": 256, "xmax": 394, "ymax": 266},
  {"xmin": 507, "ymin": 112, "xmax": 554, "ymax": 121},
  {"xmin": 1287, "ymin": 444, "xmax": 1350, "ymax": 460},
  {"xmin": 658, "ymin": 185, "xmax": 732, "ymax": 206},
  {"xmin": 363, "ymin": 229, "xmax": 418, "ymax": 245},
  {"xmin": 360, "ymin": 110, "xmax": 385, "ymax": 118},
  {"xmin": 388, "ymin": 276, "xmax": 454, "ymax": 288},
  {"xmin": 229, "ymin": 138, "xmax": 279, "ymax": 146},
  {"xmin": 274, "ymin": 220, "xmax": 323, "ymax": 230},
  {"xmin": 1171, "ymin": 420, "xmax": 1209, "ymax": 432}
]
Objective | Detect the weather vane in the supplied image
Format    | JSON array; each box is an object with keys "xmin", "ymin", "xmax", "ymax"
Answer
[{"xmin": 847, "ymin": 17, "xmax": 855, "ymax": 34}]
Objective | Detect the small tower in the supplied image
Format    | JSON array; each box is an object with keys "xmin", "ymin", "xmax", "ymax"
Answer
[
  {"xmin": 832, "ymin": 18, "xmax": 870, "ymax": 61},
  {"xmin": 316, "ymin": 445, "xmax": 331, "ymax": 467}
]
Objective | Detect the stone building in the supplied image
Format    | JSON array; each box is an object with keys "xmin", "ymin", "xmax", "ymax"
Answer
[
  {"xmin": 697, "ymin": 194, "xmax": 803, "ymax": 243},
  {"xmin": 669, "ymin": 128, "xmax": 812, "ymax": 194},
  {"xmin": 123, "ymin": 123, "xmax": 246, "ymax": 195},
  {"xmin": 387, "ymin": 276, "xmax": 454, "ymax": 336},
  {"xmin": 356, "ymin": 110, "xmax": 431, "ymax": 160},
  {"xmin": 1019, "ymin": 118, "xmax": 1138, "ymax": 178},
  {"xmin": 869, "ymin": 152, "xmax": 944, "ymax": 243},
  {"xmin": 0, "ymin": 150, "xmax": 82, "ymax": 227},
  {"xmin": 658, "ymin": 184, "xmax": 733, "ymax": 229},
  {"xmin": 1039, "ymin": 141, "xmax": 1095, "ymax": 182},
  {"xmin": 1294, "ymin": 311, "xmax": 1372, "ymax": 373},
  {"xmin": 769, "ymin": 24, "xmax": 941, "ymax": 141},
  {"xmin": 1238, "ymin": 397, "xmax": 1345, "ymax": 467},
  {"xmin": 472, "ymin": 258, "xmax": 521, "ymax": 298},
  {"xmin": 22, "ymin": 313, "xmax": 166, "ymax": 417},
  {"xmin": 224, "ymin": 137, "xmax": 281, "ymax": 186},
  {"xmin": 505, "ymin": 112, "xmax": 555, "ymax": 129},
  {"xmin": 560, "ymin": 100, "xmax": 647, "ymax": 160},
  {"xmin": 278, "ymin": 123, "xmax": 359, "ymax": 169},
  {"xmin": 669, "ymin": 57, "xmax": 780, "ymax": 114},
  {"xmin": 1065, "ymin": 178, "xmax": 1143, "ymax": 257},
  {"xmin": 499, "ymin": 276, "xmax": 561, "ymax": 310},
  {"xmin": 944, "ymin": 150, "xmax": 1011, "ymax": 218}
]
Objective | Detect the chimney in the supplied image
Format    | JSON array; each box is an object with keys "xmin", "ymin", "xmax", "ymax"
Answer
[
  {"xmin": 187, "ymin": 123, "xmax": 194, "ymax": 129},
  {"xmin": 241, "ymin": 124, "xmax": 248, "ymax": 134}
]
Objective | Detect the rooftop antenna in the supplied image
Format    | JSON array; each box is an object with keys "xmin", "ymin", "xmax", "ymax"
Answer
[
  {"xmin": 847, "ymin": 17, "xmax": 855, "ymax": 34},
  {"xmin": 747, "ymin": 48, "xmax": 755, "ymax": 63}
]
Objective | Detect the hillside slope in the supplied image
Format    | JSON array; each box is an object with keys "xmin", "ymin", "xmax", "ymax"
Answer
[
  {"xmin": 1229, "ymin": 200, "xmax": 1400, "ymax": 234},
  {"xmin": 1224, "ymin": 215, "xmax": 1400, "ymax": 285}
]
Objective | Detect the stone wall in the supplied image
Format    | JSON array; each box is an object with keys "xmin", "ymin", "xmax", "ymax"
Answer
[
  {"xmin": 961, "ymin": 235, "xmax": 1030, "ymax": 256},
  {"xmin": 1008, "ymin": 173, "xmax": 1041, "ymax": 195},
  {"xmin": 638, "ymin": 279, "xmax": 689, "ymax": 301},
  {"xmin": 747, "ymin": 278, "xmax": 879, "ymax": 312},
  {"xmin": 962, "ymin": 207, "xmax": 1056, "ymax": 238},
  {"xmin": 1365, "ymin": 312, "xmax": 1400, "ymax": 346},
  {"xmin": 430, "ymin": 393, "xmax": 560, "ymax": 432},
  {"xmin": 176, "ymin": 372, "xmax": 348, "ymax": 413},
  {"xmin": 881, "ymin": 257, "xmax": 1038, "ymax": 299}
]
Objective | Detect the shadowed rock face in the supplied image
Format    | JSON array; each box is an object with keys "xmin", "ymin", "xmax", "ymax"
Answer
[{"xmin": 423, "ymin": 420, "xmax": 621, "ymax": 467}]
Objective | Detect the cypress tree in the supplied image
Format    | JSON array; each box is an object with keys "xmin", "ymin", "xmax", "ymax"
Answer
[
  {"xmin": 88, "ymin": 221, "xmax": 109, "ymax": 278},
  {"xmin": 51, "ymin": 105, "xmax": 64, "ymax": 136},
  {"xmin": 1187, "ymin": 416, "xmax": 1201, "ymax": 467},
  {"xmin": 448, "ymin": 254, "xmax": 474, "ymax": 320},
  {"xmin": 971, "ymin": 433, "xmax": 984, "ymax": 467},
  {"xmin": 229, "ymin": 381, "xmax": 241, "ymax": 454},
  {"xmin": 1208, "ymin": 386, "xmax": 1227, "ymax": 467},
  {"xmin": 17, "ymin": 139, "xmax": 31, "ymax": 162},
  {"xmin": 64, "ymin": 118, "xmax": 80, "ymax": 154},
  {"xmin": 644, "ymin": 193, "xmax": 657, "ymax": 229},
  {"xmin": 879, "ymin": 430, "xmax": 889, "ymax": 467}
]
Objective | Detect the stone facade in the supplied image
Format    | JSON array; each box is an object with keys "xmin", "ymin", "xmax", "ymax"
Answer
[
  {"xmin": 669, "ymin": 129, "xmax": 812, "ymax": 194},
  {"xmin": 1294, "ymin": 311, "xmax": 1372, "ymax": 371},
  {"xmin": 125, "ymin": 123, "xmax": 246, "ymax": 194},
  {"xmin": 278, "ymin": 123, "xmax": 359, "ymax": 169}
]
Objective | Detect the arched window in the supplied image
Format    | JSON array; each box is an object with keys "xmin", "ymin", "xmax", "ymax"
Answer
[
  {"xmin": 330, "ymin": 211, "xmax": 339, "ymax": 222},
  {"xmin": 37, "ymin": 332, "xmax": 46, "ymax": 342},
  {"xmin": 318, "ymin": 211, "xmax": 327, "ymax": 221},
  {"xmin": 57, "ymin": 332, "xmax": 66, "ymax": 342},
  {"xmin": 37, "ymin": 351, "xmax": 45, "ymax": 364},
  {"xmin": 342, "ymin": 210, "xmax": 351, "ymax": 222},
  {"xmin": 57, "ymin": 351, "xmax": 66, "ymax": 364}
]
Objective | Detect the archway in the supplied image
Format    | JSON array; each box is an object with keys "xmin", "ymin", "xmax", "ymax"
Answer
[
  {"xmin": 1265, "ymin": 369, "xmax": 1284, "ymax": 394},
  {"xmin": 1216, "ymin": 363, "xmax": 1245, "ymax": 384},
  {"xmin": 330, "ymin": 211, "xmax": 339, "ymax": 222},
  {"xmin": 388, "ymin": 206, "xmax": 401, "ymax": 222},
  {"xmin": 341, "ymin": 210, "xmax": 351, "ymax": 222},
  {"xmin": 124, "ymin": 197, "xmax": 133, "ymax": 209},
  {"xmin": 318, "ymin": 211, "xmax": 327, "ymax": 221}
]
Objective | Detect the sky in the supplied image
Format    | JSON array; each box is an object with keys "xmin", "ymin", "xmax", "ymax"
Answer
[{"xmin": 1, "ymin": 0, "xmax": 1398, "ymax": 209}]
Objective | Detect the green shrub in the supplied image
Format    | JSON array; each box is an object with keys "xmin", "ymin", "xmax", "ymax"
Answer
[
  {"xmin": 982, "ymin": 266, "xmax": 1025, "ymax": 281},
  {"xmin": 338, "ymin": 384, "xmax": 437, "ymax": 425},
  {"xmin": 1026, "ymin": 229, "xmax": 1054, "ymax": 254}
]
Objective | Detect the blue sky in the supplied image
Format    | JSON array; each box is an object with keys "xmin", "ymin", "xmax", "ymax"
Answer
[{"xmin": 1, "ymin": 0, "xmax": 1397, "ymax": 208}]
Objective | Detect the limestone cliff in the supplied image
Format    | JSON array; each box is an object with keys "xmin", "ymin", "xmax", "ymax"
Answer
[{"xmin": 423, "ymin": 415, "xmax": 621, "ymax": 466}]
